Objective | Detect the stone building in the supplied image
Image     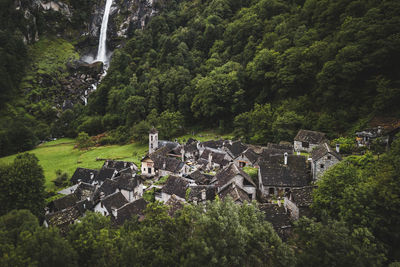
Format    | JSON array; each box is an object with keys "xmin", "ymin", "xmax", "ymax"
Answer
[
  {"xmin": 310, "ymin": 143, "xmax": 341, "ymax": 181},
  {"xmin": 284, "ymin": 186, "xmax": 314, "ymax": 220},
  {"xmin": 294, "ymin": 129, "xmax": 327, "ymax": 153}
]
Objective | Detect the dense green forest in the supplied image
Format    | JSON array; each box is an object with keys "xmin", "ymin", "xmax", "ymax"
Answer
[
  {"xmin": 1, "ymin": 0, "xmax": 400, "ymax": 156},
  {"xmin": 1, "ymin": 137, "xmax": 400, "ymax": 265}
]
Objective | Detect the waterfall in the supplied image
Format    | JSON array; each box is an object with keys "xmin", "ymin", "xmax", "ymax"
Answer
[{"xmin": 95, "ymin": 0, "xmax": 113, "ymax": 65}]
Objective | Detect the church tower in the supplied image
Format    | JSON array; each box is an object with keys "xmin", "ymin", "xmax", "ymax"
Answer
[{"xmin": 149, "ymin": 127, "xmax": 158, "ymax": 154}]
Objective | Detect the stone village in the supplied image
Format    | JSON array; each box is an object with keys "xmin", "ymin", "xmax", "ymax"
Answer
[{"xmin": 44, "ymin": 124, "xmax": 397, "ymax": 238}]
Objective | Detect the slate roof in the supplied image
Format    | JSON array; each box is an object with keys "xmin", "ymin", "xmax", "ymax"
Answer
[
  {"xmin": 294, "ymin": 130, "xmax": 326, "ymax": 144},
  {"xmin": 311, "ymin": 143, "xmax": 342, "ymax": 162},
  {"xmin": 70, "ymin": 168, "xmax": 98, "ymax": 184},
  {"xmin": 212, "ymin": 162, "xmax": 256, "ymax": 188},
  {"xmin": 151, "ymin": 155, "xmax": 184, "ymax": 172},
  {"xmin": 200, "ymin": 140, "xmax": 224, "ymax": 149},
  {"xmin": 267, "ymin": 143, "xmax": 294, "ymax": 151},
  {"xmin": 158, "ymin": 140, "xmax": 180, "ymax": 150},
  {"xmin": 259, "ymin": 203, "xmax": 291, "ymax": 230},
  {"xmin": 188, "ymin": 185, "xmax": 217, "ymax": 202},
  {"xmin": 259, "ymin": 155, "xmax": 310, "ymax": 187},
  {"xmin": 225, "ymin": 141, "xmax": 247, "ymax": 158},
  {"xmin": 97, "ymin": 167, "xmax": 117, "ymax": 182},
  {"xmin": 218, "ymin": 183, "xmax": 251, "ymax": 203},
  {"xmin": 199, "ymin": 148, "xmax": 230, "ymax": 166},
  {"xmin": 113, "ymin": 198, "xmax": 147, "ymax": 225},
  {"xmin": 45, "ymin": 206, "xmax": 82, "ymax": 231},
  {"xmin": 241, "ymin": 148, "xmax": 259, "ymax": 163},
  {"xmin": 75, "ymin": 182, "xmax": 96, "ymax": 201},
  {"xmin": 165, "ymin": 195, "xmax": 184, "ymax": 217},
  {"xmin": 161, "ymin": 176, "xmax": 189, "ymax": 199},
  {"xmin": 101, "ymin": 192, "xmax": 129, "ymax": 214},
  {"xmin": 149, "ymin": 127, "xmax": 158, "ymax": 134},
  {"xmin": 114, "ymin": 174, "xmax": 140, "ymax": 191},
  {"xmin": 188, "ymin": 170, "xmax": 214, "ymax": 185},
  {"xmin": 289, "ymin": 186, "xmax": 314, "ymax": 207},
  {"xmin": 184, "ymin": 138, "xmax": 199, "ymax": 153},
  {"xmin": 103, "ymin": 160, "xmax": 138, "ymax": 171},
  {"xmin": 49, "ymin": 193, "xmax": 79, "ymax": 212},
  {"xmin": 94, "ymin": 178, "xmax": 118, "ymax": 201}
]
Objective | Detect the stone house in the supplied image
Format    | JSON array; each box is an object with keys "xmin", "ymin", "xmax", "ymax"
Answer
[
  {"xmin": 102, "ymin": 160, "xmax": 138, "ymax": 173},
  {"xmin": 199, "ymin": 147, "xmax": 232, "ymax": 170},
  {"xmin": 114, "ymin": 174, "xmax": 144, "ymax": 202},
  {"xmin": 158, "ymin": 175, "xmax": 189, "ymax": 203},
  {"xmin": 233, "ymin": 148, "xmax": 259, "ymax": 168},
  {"xmin": 112, "ymin": 198, "xmax": 148, "ymax": 226},
  {"xmin": 94, "ymin": 192, "xmax": 128, "ymax": 217},
  {"xmin": 211, "ymin": 162, "xmax": 257, "ymax": 200},
  {"xmin": 259, "ymin": 203, "xmax": 292, "ymax": 241},
  {"xmin": 218, "ymin": 182, "xmax": 251, "ymax": 204},
  {"xmin": 70, "ymin": 167, "xmax": 99, "ymax": 184},
  {"xmin": 141, "ymin": 155, "xmax": 156, "ymax": 176},
  {"xmin": 96, "ymin": 167, "xmax": 118, "ymax": 185},
  {"xmin": 311, "ymin": 143, "xmax": 341, "ymax": 181},
  {"xmin": 187, "ymin": 185, "xmax": 217, "ymax": 204},
  {"xmin": 284, "ymin": 186, "xmax": 314, "ymax": 220},
  {"xmin": 258, "ymin": 154, "xmax": 310, "ymax": 197},
  {"xmin": 223, "ymin": 140, "xmax": 248, "ymax": 160},
  {"xmin": 294, "ymin": 129, "xmax": 327, "ymax": 153}
]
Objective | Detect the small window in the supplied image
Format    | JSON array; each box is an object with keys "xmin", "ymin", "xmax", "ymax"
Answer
[
  {"xmin": 148, "ymin": 168, "xmax": 151, "ymax": 174},
  {"xmin": 302, "ymin": 141, "xmax": 309, "ymax": 148},
  {"xmin": 327, "ymin": 156, "xmax": 332, "ymax": 160},
  {"xmin": 239, "ymin": 161, "xmax": 246, "ymax": 168},
  {"xmin": 320, "ymin": 164, "xmax": 325, "ymax": 168},
  {"xmin": 151, "ymin": 136, "xmax": 153, "ymax": 141},
  {"xmin": 150, "ymin": 144, "xmax": 153, "ymax": 149},
  {"xmin": 104, "ymin": 211, "xmax": 107, "ymax": 216}
]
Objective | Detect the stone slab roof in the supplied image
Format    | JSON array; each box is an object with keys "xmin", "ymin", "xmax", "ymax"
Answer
[
  {"xmin": 311, "ymin": 143, "xmax": 341, "ymax": 162},
  {"xmin": 70, "ymin": 168, "xmax": 98, "ymax": 184},
  {"xmin": 259, "ymin": 203, "xmax": 291, "ymax": 230},
  {"xmin": 218, "ymin": 183, "xmax": 250, "ymax": 203},
  {"xmin": 103, "ymin": 160, "xmax": 138, "ymax": 171},
  {"xmin": 101, "ymin": 192, "xmax": 129, "ymax": 214},
  {"xmin": 49, "ymin": 193, "xmax": 79, "ymax": 212},
  {"xmin": 113, "ymin": 198, "xmax": 147, "ymax": 225},
  {"xmin": 162, "ymin": 175, "xmax": 189, "ymax": 199},
  {"xmin": 212, "ymin": 162, "xmax": 256, "ymax": 188},
  {"xmin": 224, "ymin": 141, "xmax": 248, "ymax": 158},
  {"xmin": 294, "ymin": 130, "xmax": 326, "ymax": 144},
  {"xmin": 188, "ymin": 185, "xmax": 217, "ymax": 202},
  {"xmin": 259, "ymin": 155, "xmax": 310, "ymax": 187}
]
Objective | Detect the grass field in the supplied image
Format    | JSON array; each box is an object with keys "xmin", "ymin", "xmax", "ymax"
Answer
[
  {"xmin": 0, "ymin": 131, "xmax": 232, "ymax": 190},
  {"xmin": 0, "ymin": 138, "xmax": 147, "ymax": 190}
]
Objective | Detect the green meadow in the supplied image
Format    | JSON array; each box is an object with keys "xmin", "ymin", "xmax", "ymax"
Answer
[
  {"xmin": 0, "ymin": 138, "xmax": 147, "ymax": 190},
  {"xmin": 0, "ymin": 131, "xmax": 231, "ymax": 190}
]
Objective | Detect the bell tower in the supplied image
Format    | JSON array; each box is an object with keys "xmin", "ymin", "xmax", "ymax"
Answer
[{"xmin": 149, "ymin": 127, "xmax": 158, "ymax": 154}]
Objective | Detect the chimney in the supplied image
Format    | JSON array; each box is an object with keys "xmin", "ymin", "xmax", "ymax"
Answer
[
  {"xmin": 163, "ymin": 160, "xmax": 166, "ymax": 170},
  {"xmin": 208, "ymin": 153, "xmax": 213, "ymax": 168},
  {"xmin": 201, "ymin": 189, "xmax": 206, "ymax": 201},
  {"xmin": 336, "ymin": 144, "xmax": 340, "ymax": 153},
  {"xmin": 181, "ymin": 148, "xmax": 185, "ymax": 162},
  {"xmin": 284, "ymin": 152, "xmax": 288, "ymax": 165},
  {"xmin": 111, "ymin": 207, "xmax": 117, "ymax": 218}
]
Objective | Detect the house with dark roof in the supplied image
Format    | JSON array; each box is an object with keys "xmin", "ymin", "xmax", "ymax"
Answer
[
  {"xmin": 48, "ymin": 193, "xmax": 79, "ymax": 213},
  {"xmin": 44, "ymin": 206, "xmax": 82, "ymax": 233},
  {"xmin": 70, "ymin": 168, "xmax": 99, "ymax": 184},
  {"xmin": 199, "ymin": 147, "xmax": 232, "ymax": 170},
  {"xmin": 181, "ymin": 138, "xmax": 199, "ymax": 160},
  {"xmin": 165, "ymin": 195, "xmax": 184, "ymax": 217},
  {"xmin": 258, "ymin": 154, "xmax": 310, "ymax": 197},
  {"xmin": 93, "ymin": 178, "xmax": 118, "ymax": 201},
  {"xmin": 218, "ymin": 183, "xmax": 251, "ymax": 204},
  {"xmin": 284, "ymin": 186, "xmax": 314, "ymax": 220},
  {"xmin": 113, "ymin": 198, "xmax": 148, "ymax": 225},
  {"xmin": 223, "ymin": 140, "xmax": 248, "ymax": 160},
  {"xmin": 294, "ymin": 129, "xmax": 327, "ymax": 153},
  {"xmin": 102, "ymin": 160, "xmax": 138, "ymax": 172},
  {"xmin": 74, "ymin": 182, "xmax": 96, "ymax": 201},
  {"xmin": 114, "ymin": 174, "xmax": 143, "ymax": 202},
  {"xmin": 259, "ymin": 203, "xmax": 292, "ymax": 241},
  {"xmin": 311, "ymin": 143, "xmax": 341, "ymax": 181},
  {"xmin": 187, "ymin": 170, "xmax": 214, "ymax": 185},
  {"xmin": 94, "ymin": 192, "xmax": 128, "ymax": 217},
  {"xmin": 159, "ymin": 175, "xmax": 189, "ymax": 202},
  {"xmin": 96, "ymin": 167, "xmax": 118, "ymax": 184},
  {"xmin": 233, "ymin": 148, "xmax": 259, "ymax": 168},
  {"xmin": 211, "ymin": 163, "xmax": 257, "ymax": 200},
  {"xmin": 198, "ymin": 140, "xmax": 225, "ymax": 155},
  {"xmin": 188, "ymin": 185, "xmax": 217, "ymax": 204}
]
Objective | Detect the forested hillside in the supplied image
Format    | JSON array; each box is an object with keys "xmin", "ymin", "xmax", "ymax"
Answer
[
  {"xmin": 1, "ymin": 0, "xmax": 400, "ymax": 155},
  {"xmin": 88, "ymin": 0, "xmax": 400, "ymax": 142}
]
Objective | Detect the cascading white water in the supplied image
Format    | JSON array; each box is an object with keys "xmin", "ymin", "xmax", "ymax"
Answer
[{"xmin": 95, "ymin": 0, "xmax": 113, "ymax": 65}]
